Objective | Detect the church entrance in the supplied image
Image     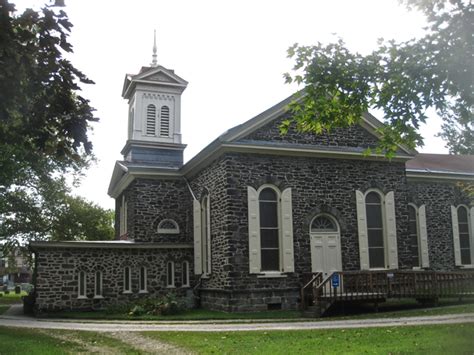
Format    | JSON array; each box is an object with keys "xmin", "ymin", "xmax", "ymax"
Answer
[{"xmin": 310, "ymin": 214, "xmax": 342, "ymax": 277}]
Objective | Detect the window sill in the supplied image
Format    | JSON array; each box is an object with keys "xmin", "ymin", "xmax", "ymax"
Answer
[
  {"xmin": 93, "ymin": 295, "xmax": 104, "ymax": 299},
  {"xmin": 457, "ymin": 265, "xmax": 474, "ymax": 269},
  {"xmin": 200, "ymin": 274, "xmax": 211, "ymax": 279},
  {"xmin": 122, "ymin": 291, "xmax": 133, "ymax": 294},
  {"xmin": 77, "ymin": 296, "xmax": 88, "ymax": 300},
  {"xmin": 182, "ymin": 284, "xmax": 190, "ymax": 288},
  {"xmin": 166, "ymin": 285, "xmax": 176, "ymax": 289},
  {"xmin": 257, "ymin": 272, "xmax": 287, "ymax": 278},
  {"xmin": 138, "ymin": 290, "xmax": 148, "ymax": 294}
]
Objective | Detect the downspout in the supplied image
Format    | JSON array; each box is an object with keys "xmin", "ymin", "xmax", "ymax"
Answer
[
  {"xmin": 183, "ymin": 176, "xmax": 203, "ymax": 306},
  {"xmin": 183, "ymin": 177, "xmax": 197, "ymax": 201}
]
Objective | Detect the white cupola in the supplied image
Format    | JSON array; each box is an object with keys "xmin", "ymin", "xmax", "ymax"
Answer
[{"xmin": 120, "ymin": 31, "xmax": 188, "ymax": 167}]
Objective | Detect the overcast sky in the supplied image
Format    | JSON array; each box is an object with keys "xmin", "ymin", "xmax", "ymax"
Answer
[{"xmin": 16, "ymin": 0, "xmax": 448, "ymax": 209}]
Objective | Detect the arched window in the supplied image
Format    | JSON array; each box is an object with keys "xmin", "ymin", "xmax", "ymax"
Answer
[
  {"xmin": 247, "ymin": 185, "xmax": 294, "ymax": 274},
  {"xmin": 458, "ymin": 206, "xmax": 472, "ymax": 265},
  {"xmin": 365, "ymin": 191, "xmax": 385, "ymax": 269},
  {"xmin": 259, "ymin": 187, "xmax": 280, "ymax": 271},
  {"xmin": 94, "ymin": 271, "xmax": 103, "ymax": 298},
  {"xmin": 146, "ymin": 104, "xmax": 156, "ymax": 135},
  {"xmin": 201, "ymin": 195, "xmax": 211, "ymax": 275},
  {"xmin": 123, "ymin": 266, "xmax": 132, "ymax": 293},
  {"xmin": 160, "ymin": 105, "xmax": 170, "ymax": 136},
  {"xmin": 78, "ymin": 271, "xmax": 86, "ymax": 298},
  {"xmin": 167, "ymin": 261, "xmax": 175, "ymax": 287},
  {"xmin": 139, "ymin": 266, "xmax": 147, "ymax": 293},
  {"xmin": 157, "ymin": 219, "xmax": 180, "ymax": 234},
  {"xmin": 182, "ymin": 261, "xmax": 190, "ymax": 287}
]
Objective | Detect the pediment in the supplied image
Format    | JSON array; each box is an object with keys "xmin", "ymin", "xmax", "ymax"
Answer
[{"xmin": 135, "ymin": 66, "xmax": 188, "ymax": 86}]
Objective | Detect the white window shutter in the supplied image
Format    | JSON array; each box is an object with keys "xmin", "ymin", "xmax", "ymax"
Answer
[
  {"xmin": 470, "ymin": 207, "xmax": 474, "ymax": 264},
  {"xmin": 451, "ymin": 205, "xmax": 461, "ymax": 266},
  {"xmin": 193, "ymin": 199, "xmax": 202, "ymax": 275},
  {"xmin": 281, "ymin": 187, "xmax": 295, "ymax": 273},
  {"xmin": 247, "ymin": 186, "xmax": 261, "ymax": 274},
  {"xmin": 356, "ymin": 190, "xmax": 369, "ymax": 270},
  {"xmin": 418, "ymin": 204, "xmax": 430, "ymax": 268},
  {"xmin": 385, "ymin": 191, "xmax": 398, "ymax": 269}
]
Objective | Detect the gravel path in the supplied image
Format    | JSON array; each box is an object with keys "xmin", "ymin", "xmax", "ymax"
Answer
[{"xmin": 1, "ymin": 304, "xmax": 473, "ymax": 332}]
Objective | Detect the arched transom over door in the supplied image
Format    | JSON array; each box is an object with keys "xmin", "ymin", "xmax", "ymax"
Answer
[{"xmin": 310, "ymin": 214, "xmax": 342, "ymax": 277}]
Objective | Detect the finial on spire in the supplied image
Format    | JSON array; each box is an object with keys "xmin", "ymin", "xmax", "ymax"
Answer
[{"xmin": 151, "ymin": 29, "xmax": 158, "ymax": 67}]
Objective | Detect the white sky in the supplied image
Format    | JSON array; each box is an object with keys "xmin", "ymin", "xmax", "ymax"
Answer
[{"xmin": 15, "ymin": 0, "xmax": 448, "ymax": 209}]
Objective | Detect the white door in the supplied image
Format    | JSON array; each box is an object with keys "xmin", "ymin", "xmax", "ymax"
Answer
[{"xmin": 310, "ymin": 215, "xmax": 342, "ymax": 277}]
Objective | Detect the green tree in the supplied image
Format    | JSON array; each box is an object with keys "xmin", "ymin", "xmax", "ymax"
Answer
[
  {"xmin": 283, "ymin": 0, "xmax": 473, "ymax": 157},
  {"xmin": 50, "ymin": 195, "xmax": 114, "ymax": 241},
  {"xmin": 0, "ymin": 0, "xmax": 98, "ymax": 246}
]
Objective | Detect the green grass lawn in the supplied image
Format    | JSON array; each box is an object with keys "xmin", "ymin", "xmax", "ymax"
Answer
[
  {"xmin": 144, "ymin": 323, "xmax": 474, "ymax": 354},
  {"xmin": 0, "ymin": 327, "xmax": 141, "ymax": 354},
  {"xmin": 0, "ymin": 327, "xmax": 83, "ymax": 354},
  {"xmin": 0, "ymin": 291, "xmax": 27, "ymax": 305}
]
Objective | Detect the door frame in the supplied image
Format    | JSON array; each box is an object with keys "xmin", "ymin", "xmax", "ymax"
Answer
[{"xmin": 309, "ymin": 213, "xmax": 342, "ymax": 276}]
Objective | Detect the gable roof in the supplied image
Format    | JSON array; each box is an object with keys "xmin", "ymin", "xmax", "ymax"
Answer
[{"xmin": 406, "ymin": 153, "xmax": 474, "ymax": 181}]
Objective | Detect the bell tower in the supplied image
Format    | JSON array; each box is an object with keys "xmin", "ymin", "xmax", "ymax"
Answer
[{"xmin": 121, "ymin": 31, "xmax": 188, "ymax": 168}]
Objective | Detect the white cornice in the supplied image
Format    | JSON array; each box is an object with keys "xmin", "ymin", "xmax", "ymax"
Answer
[
  {"xmin": 406, "ymin": 169, "xmax": 474, "ymax": 182},
  {"xmin": 30, "ymin": 241, "xmax": 193, "ymax": 250}
]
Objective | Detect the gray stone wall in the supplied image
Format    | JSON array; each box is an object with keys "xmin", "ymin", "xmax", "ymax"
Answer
[
  {"xmin": 34, "ymin": 247, "xmax": 193, "ymax": 312},
  {"xmin": 408, "ymin": 180, "xmax": 472, "ymax": 270},
  {"xmin": 123, "ymin": 178, "xmax": 193, "ymax": 243},
  {"xmin": 240, "ymin": 115, "xmax": 381, "ymax": 149},
  {"xmin": 222, "ymin": 153, "xmax": 409, "ymax": 288},
  {"xmin": 188, "ymin": 158, "xmax": 232, "ymax": 291}
]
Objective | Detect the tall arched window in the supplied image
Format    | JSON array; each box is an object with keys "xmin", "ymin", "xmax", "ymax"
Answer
[
  {"xmin": 139, "ymin": 266, "xmax": 147, "ymax": 293},
  {"xmin": 365, "ymin": 191, "xmax": 385, "ymax": 269},
  {"xmin": 182, "ymin": 261, "xmax": 190, "ymax": 287},
  {"xmin": 146, "ymin": 104, "xmax": 156, "ymax": 135},
  {"xmin": 408, "ymin": 205, "xmax": 420, "ymax": 267},
  {"xmin": 167, "ymin": 261, "xmax": 175, "ymax": 287},
  {"xmin": 123, "ymin": 266, "xmax": 132, "ymax": 293},
  {"xmin": 160, "ymin": 105, "xmax": 170, "ymax": 136},
  {"xmin": 259, "ymin": 187, "xmax": 280, "ymax": 271},
  {"xmin": 356, "ymin": 190, "xmax": 398, "ymax": 270},
  {"xmin": 78, "ymin": 271, "xmax": 86, "ymax": 298},
  {"xmin": 458, "ymin": 206, "xmax": 471, "ymax": 265},
  {"xmin": 201, "ymin": 195, "xmax": 211, "ymax": 275},
  {"xmin": 94, "ymin": 271, "xmax": 103, "ymax": 298}
]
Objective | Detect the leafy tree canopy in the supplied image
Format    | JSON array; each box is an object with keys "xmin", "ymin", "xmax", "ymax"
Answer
[
  {"xmin": 0, "ymin": 0, "xmax": 102, "ymax": 249},
  {"xmin": 283, "ymin": 0, "xmax": 473, "ymax": 157}
]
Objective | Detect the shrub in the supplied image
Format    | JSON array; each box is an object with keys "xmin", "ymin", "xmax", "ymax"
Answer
[
  {"xmin": 14, "ymin": 286, "xmax": 21, "ymax": 294},
  {"xmin": 4, "ymin": 290, "xmax": 9, "ymax": 295},
  {"xmin": 129, "ymin": 305, "xmax": 145, "ymax": 316},
  {"xmin": 127, "ymin": 292, "xmax": 184, "ymax": 316}
]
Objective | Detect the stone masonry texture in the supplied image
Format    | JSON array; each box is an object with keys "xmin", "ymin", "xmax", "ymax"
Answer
[{"xmin": 34, "ymin": 113, "xmax": 473, "ymax": 312}]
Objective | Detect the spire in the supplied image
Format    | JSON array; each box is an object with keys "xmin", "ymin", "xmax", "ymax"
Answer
[{"xmin": 151, "ymin": 30, "xmax": 158, "ymax": 67}]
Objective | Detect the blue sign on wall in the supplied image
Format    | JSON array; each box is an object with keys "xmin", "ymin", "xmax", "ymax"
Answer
[{"xmin": 331, "ymin": 273, "xmax": 340, "ymax": 288}]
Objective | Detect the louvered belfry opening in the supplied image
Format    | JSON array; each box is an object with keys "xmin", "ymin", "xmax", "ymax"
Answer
[
  {"xmin": 160, "ymin": 105, "xmax": 170, "ymax": 136},
  {"xmin": 146, "ymin": 104, "xmax": 156, "ymax": 135}
]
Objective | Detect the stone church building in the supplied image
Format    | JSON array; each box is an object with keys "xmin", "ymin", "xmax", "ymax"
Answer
[{"xmin": 31, "ymin": 52, "xmax": 474, "ymax": 313}]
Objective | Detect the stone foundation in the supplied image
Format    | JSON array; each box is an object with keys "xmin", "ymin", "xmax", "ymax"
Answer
[{"xmin": 200, "ymin": 288, "xmax": 300, "ymax": 312}]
